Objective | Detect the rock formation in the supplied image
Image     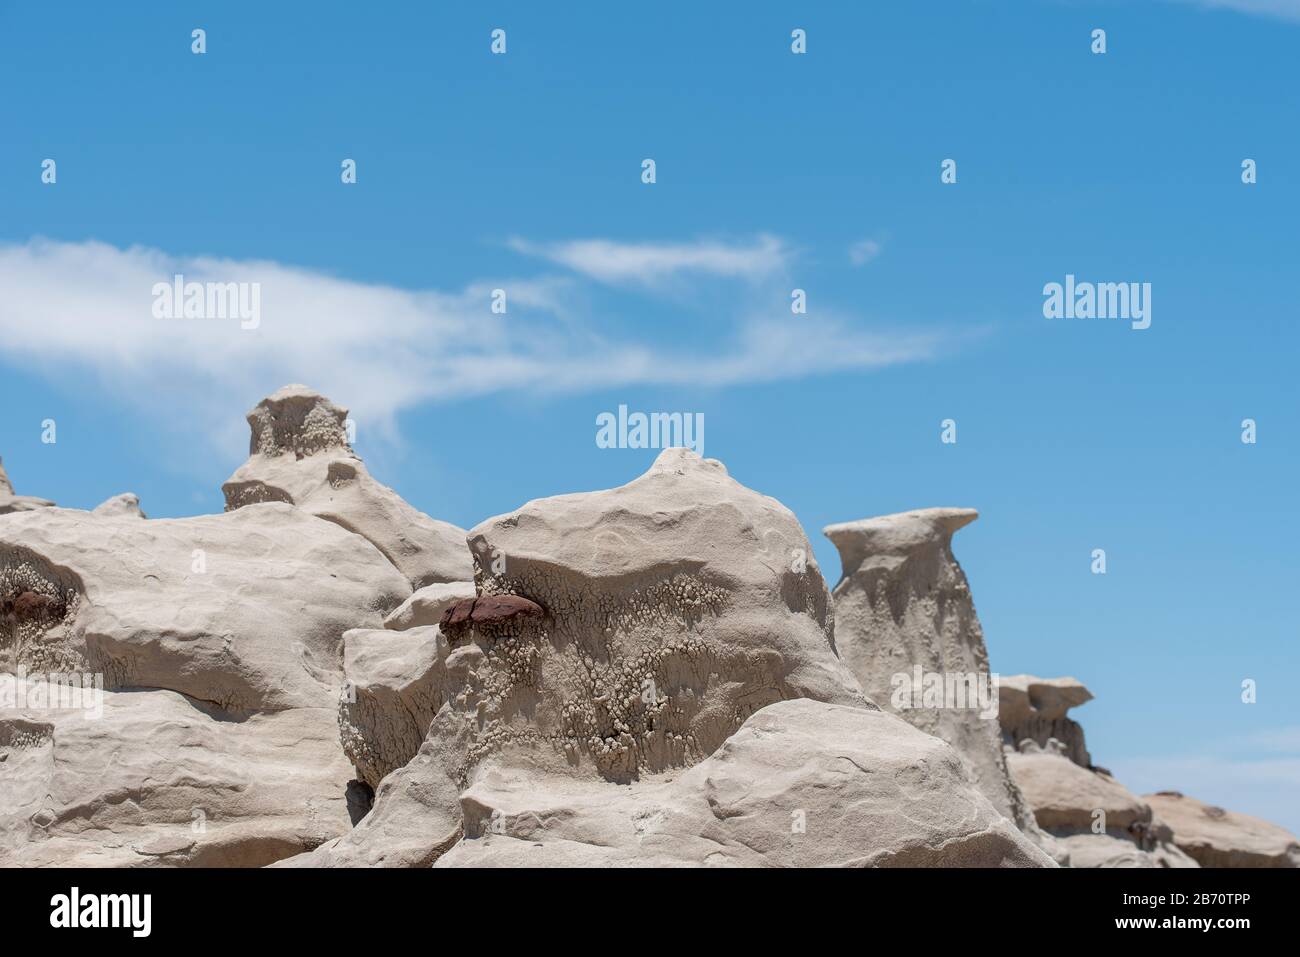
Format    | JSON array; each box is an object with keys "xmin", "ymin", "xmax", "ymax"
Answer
[
  {"xmin": 0, "ymin": 503, "xmax": 409, "ymax": 709},
  {"xmin": 0, "ymin": 456, "xmax": 55, "ymax": 515},
  {"xmin": 999, "ymin": 674, "xmax": 1093, "ymax": 767},
  {"xmin": 2, "ymin": 385, "xmax": 1294, "ymax": 870},
  {"xmin": 824, "ymin": 508, "xmax": 1036, "ymax": 833},
  {"xmin": 221, "ymin": 385, "xmax": 473, "ymax": 588},
  {"xmin": 1145, "ymin": 791, "xmax": 1300, "ymax": 868},
  {"xmin": 1007, "ymin": 744, "xmax": 1195, "ymax": 868},
  {"xmin": 0, "ymin": 678, "xmax": 351, "ymax": 867},
  {"xmin": 289, "ymin": 448, "xmax": 875, "ymax": 866},
  {"xmin": 437, "ymin": 699, "xmax": 1053, "ymax": 867},
  {"xmin": 383, "ymin": 581, "xmax": 476, "ymax": 631},
  {"xmin": 92, "ymin": 492, "xmax": 146, "ymax": 518}
]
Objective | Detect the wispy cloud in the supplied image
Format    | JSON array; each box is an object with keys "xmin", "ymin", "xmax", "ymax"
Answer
[
  {"xmin": 0, "ymin": 238, "xmax": 950, "ymax": 457},
  {"xmin": 848, "ymin": 239, "xmax": 883, "ymax": 267},
  {"xmin": 507, "ymin": 234, "xmax": 791, "ymax": 286},
  {"xmin": 1164, "ymin": 0, "xmax": 1300, "ymax": 21}
]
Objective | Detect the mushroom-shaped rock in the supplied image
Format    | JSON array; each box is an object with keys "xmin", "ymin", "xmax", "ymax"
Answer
[
  {"xmin": 221, "ymin": 385, "xmax": 473, "ymax": 588},
  {"xmin": 824, "ymin": 508, "xmax": 1034, "ymax": 832},
  {"xmin": 998, "ymin": 674, "xmax": 1094, "ymax": 768}
]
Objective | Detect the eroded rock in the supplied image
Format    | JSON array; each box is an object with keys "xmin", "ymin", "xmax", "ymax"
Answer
[
  {"xmin": 0, "ymin": 456, "xmax": 55, "ymax": 515},
  {"xmin": 383, "ymin": 581, "xmax": 476, "ymax": 631},
  {"xmin": 1144, "ymin": 791, "xmax": 1300, "ymax": 868},
  {"xmin": 824, "ymin": 508, "xmax": 1036, "ymax": 832},
  {"xmin": 0, "ymin": 503, "xmax": 409, "ymax": 711},
  {"xmin": 0, "ymin": 679, "xmax": 352, "ymax": 867},
  {"xmin": 1008, "ymin": 749, "xmax": 1196, "ymax": 868},
  {"xmin": 435, "ymin": 699, "xmax": 1055, "ymax": 868},
  {"xmin": 221, "ymin": 385, "xmax": 473, "ymax": 588},
  {"xmin": 999, "ymin": 674, "xmax": 1093, "ymax": 768},
  {"xmin": 92, "ymin": 492, "xmax": 146, "ymax": 519}
]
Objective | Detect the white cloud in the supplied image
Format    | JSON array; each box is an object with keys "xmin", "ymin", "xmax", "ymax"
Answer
[
  {"xmin": 848, "ymin": 239, "xmax": 883, "ymax": 267},
  {"xmin": 0, "ymin": 238, "xmax": 947, "ymax": 457},
  {"xmin": 1165, "ymin": 0, "xmax": 1300, "ymax": 21},
  {"xmin": 507, "ymin": 234, "xmax": 790, "ymax": 285}
]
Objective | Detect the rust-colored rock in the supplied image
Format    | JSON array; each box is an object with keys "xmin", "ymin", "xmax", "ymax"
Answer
[{"xmin": 439, "ymin": 595, "xmax": 544, "ymax": 632}]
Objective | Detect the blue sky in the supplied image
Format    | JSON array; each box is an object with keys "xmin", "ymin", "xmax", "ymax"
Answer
[{"xmin": 2, "ymin": 1, "xmax": 1297, "ymax": 829}]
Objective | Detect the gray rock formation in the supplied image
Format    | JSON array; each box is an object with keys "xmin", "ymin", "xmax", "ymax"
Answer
[
  {"xmin": 824, "ymin": 508, "xmax": 1035, "ymax": 832},
  {"xmin": 435, "ymin": 699, "xmax": 1055, "ymax": 868},
  {"xmin": 338, "ymin": 625, "xmax": 444, "ymax": 789},
  {"xmin": 221, "ymin": 385, "xmax": 473, "ymax": 588},
  {"xmin": 0, "ymin": 679, "xmax": 351, "ymax": 867},
  {"xmin": 92, "ymin": 492, "xmax": 146, "ymax": 519},
  {"xmin": 1144, "ymin": 791, "xmax": 1300, "ymax": 868},
  {"xmin": 285, "ymin": 449, "xmax": 872, "ymax": 866},
  {"xmin": 999, "ymin": 674, "xmax": 1093, "ymax": 767},
  {"xmin": 1007, "ymin": 746, "xmax": 1196, "ymax": 868},
  {"xmin": 383, "ymin": 581, "xmax": 475, "ymax": 631},
  {"xmin": 0, "ymin": 503, "xmax": 409, "ymax": 710}
]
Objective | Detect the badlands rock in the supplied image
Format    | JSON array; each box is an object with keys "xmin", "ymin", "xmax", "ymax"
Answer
[
  {"xmin": 92, "ymin": 492, "xmax": 146, "ymax": 518},
  {"xmin": 0, "ymin": 456, "xmax": 55, "ymax": 515},
  {"xmin": 0, "ymin": 679, "xmax": 352, "ymax": 867},
  {"xmin": 383, "ymin": 581, "xmax": 476, "ymax": 631},
  {"xmin": 1008, "ymin": 748, "xmax": 1196, "ymax": 868},
  {"xmin": 274, "ymin": 728, "xmax": 464, "ymax": 868},
  {"xmin": 283, "ymin": 449, "xmax": 870, "ymax": 866},
  {"xmin": 435, "ymin": 700, "xmax": 1055, "ymax": 868},
  {"xmin": 0, "ymin": 503, "xmax": 409, "ymax": 711},
  {"xmin": 999, "ymin": 674, "xmax": 1093, "ymax": 767},
  {"xmin": 221, "ymin": 385, "xmax": 473, "ymax": 588},
  {"xmin": 824, "ymin": 508, "xmax": 1033, "ymax": 829},
  {"xmin": 1145, "ymin": 791, "xmax": 1300, "ymax": 868},
  {"xmin": 459, "ymin": 447, "xmax": 868, "ymax": 782},
  {"xmin": 338, "ymin": 625, "xmax": 444, "ymax": 788}
]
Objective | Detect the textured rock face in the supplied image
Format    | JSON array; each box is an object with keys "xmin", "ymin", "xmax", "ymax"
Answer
[
  {"xmin": 338, "ymin": 625, "xmax": 445, "ymax": 789},
  {"xmin": 285, "ymin": 449, "xmax": 871, "ymax": 866},
  {"xmin": 92, "ymin": 492, "xmax": 146, "ymax": 519},
  {"xmin": 824, "ymin": 508, "xmax": 1032, "ymax": 830},
  {"xmin": 1007, "ymin": 748, "xmax": 1196, "ymax": 868},
  {"xmin": 435, "ymin": 700, "xmax": 1055, "ymax": 868},
  {"xmin": 0, "ymin": 680, "xmax": 352, "ymax": 867},
  {"xmin": 221, "ymin": 385, "xmax": 473, "ymax": 589},
  {"xmin": 457, "ymin": 447, "xmax": 868, "ymax": 783},
  {"xmin": 1145, "ymin": 792, "xmax": 1300, "ymax": 868},
  {"xmin": 0, "ymin": 503, "xmax": 410, "ymax": 711},
  {"xmin": 0, "ymin": 456, "xmax": 55, "ymax": 515},
  {"xmin": 999, "ymin": 674, "xmax": 1093, "ymax": 767}
]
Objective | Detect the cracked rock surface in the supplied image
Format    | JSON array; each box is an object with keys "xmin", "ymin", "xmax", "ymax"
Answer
[{"xmin": 435, "ymin": 699, "xmax": 1055, "ymax": 868}]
